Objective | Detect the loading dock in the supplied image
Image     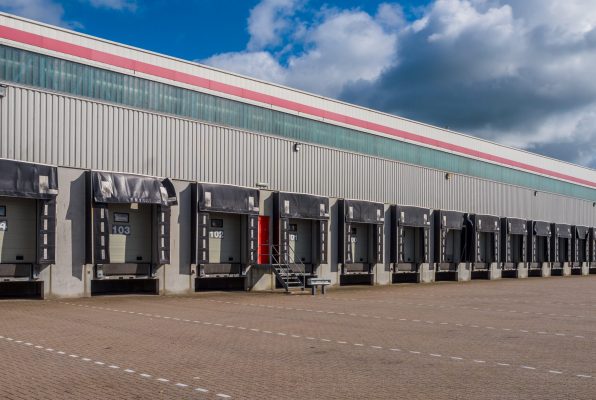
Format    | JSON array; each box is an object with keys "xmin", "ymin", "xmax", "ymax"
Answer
[
  {"xmin": 191, "ymin": 183, "xmax": 259, "ymax": 291},
  {"xmin": 527, "ymin": 221, "xmax": 552, "ymax": 277},
  {"xmin": 86, "ymin": 171, "xmax": 177, "ymax": 295},
  {"xmin": 551, "ymin": 224, "xmax": 572, "ymax": 276},
  {"xmin": 391, "ymin": 205, "xmax": 433, "ymax": 283},
  {"xmin": 501, "ymin": 217, "xmax": 528, "ymax": 278},
  {"xmin": 0, "ymin": 159, "xmax": 57, "ymax": 298},
  {"xmin": 273, "ymin": 191, "xmax": 329, "ymax": 286},
  {"xmin": 572, "ymin": 225, "xmax": 590, "ymax": 275},
  {"xmin": 338, "ymin": 199, "xmax": 384, "ymax": 285},
  {"xmin": 433, "ymin": 210, "xmax": 470, "ymax": 281},
  {"xmin": 468, "ymin": 214, "xmax": 501, "ymax": 280}
]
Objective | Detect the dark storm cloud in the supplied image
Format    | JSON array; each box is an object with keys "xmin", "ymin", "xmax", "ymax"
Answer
[{"xmin": 340, "ymin": 0, "xmax": 596, "ymax": 164}]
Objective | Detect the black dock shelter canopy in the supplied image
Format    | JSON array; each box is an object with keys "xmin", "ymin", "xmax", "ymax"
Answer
[
  {"xmin": 91, "ymin": 171, "xmax": 177, "ymax": 206},
  {"xmin": 0, "ymin": 158, "xmax": 58, "ymax": 199},
  {"xmin": 196, "ymin": 182, "xmax": 260, "ymax": 215}
]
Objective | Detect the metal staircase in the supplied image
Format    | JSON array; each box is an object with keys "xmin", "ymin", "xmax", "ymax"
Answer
[{"xmin": 265, "ymin": 244, "xmax": 306, "ymax": 292}]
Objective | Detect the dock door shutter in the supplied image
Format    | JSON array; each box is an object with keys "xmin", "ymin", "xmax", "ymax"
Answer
[
  {"xmin": 280, "ymin": 218, "xmax": 290, "ymax": 264},
  {"xmin": 373, "ymin": 224, "xmax": 384, "ymax": 263},
  {"xmin": 37, "ymin": 199, "xmax": 56, "ymax": 264},
  {"xmin": 316, "ymin": 220, "xmax": 328, "ymax": 264},
  {"xmin": 247, "ymin": 214, "xmax": 258, "ymax": 264},
  {"xmin": 155, "ymin": 206, "xmax": 171, "ymax": 265},
  {"xmin": 196, "ymin": 212, "xmax": 210, "ymax": 264},
  {"xmin": 93, "ymin": 204, "xmax": 110, "ymax": 264}
]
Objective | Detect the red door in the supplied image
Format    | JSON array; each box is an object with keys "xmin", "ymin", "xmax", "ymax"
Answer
[{"xmin": 258, "ymin": 216, "xmax": 270, "ymax": 264}]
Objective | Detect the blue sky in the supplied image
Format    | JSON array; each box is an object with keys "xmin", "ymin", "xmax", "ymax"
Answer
[
  {"xmin": 2, "ymin": 0, "xmax": 596, "ymax": 168},
  {"xmin": 46, "ymin": 0, "xmax": 430, "ymax": 60}
]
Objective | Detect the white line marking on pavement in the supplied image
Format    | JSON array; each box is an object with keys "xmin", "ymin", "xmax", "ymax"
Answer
[{"xmin": 54, "ymin": 302, "xmax": 596, "ymax": 384}]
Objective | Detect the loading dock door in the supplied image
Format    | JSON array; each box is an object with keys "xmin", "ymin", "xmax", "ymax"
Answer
[
  {"xmin": 578, "ymin": 239, "xmax": 587, "ymax": 262},
  {"xmin": 0, "ymin": 197, "xmax": 37, "ymax": 264},
  {"xmin": 536, "ymin": 236, "xmax": 548, "ymax": 262},
  {"xmin": 208, "ymin": 213, "xmax": 241, "ymax": 264},
  {"xmin": 350, "ymin": 223, "xmax": 370, "ymax": 263},
  {"xmin": 445, "ymin": 230, "xmax": 463, "ymax": 263},
  {"xmin": 577, "ymin": 237, "xmax": 587, "ymax": 262},
  {"xmin": 288, "ymin": 219, "xmax": 312, "ymax": 264},
  {"xmin": 402, "ymin": 226, "xmax": 424, "ymax": 263},
  {"xmin": 478, "ymin": 232, "xmax": 496, "ymax": 263},
  {"xmin": 510, "ymin": 235, "xmax": 524, "ymax": 262},
  {"xmin": 575, "ymin": 227, "xmax": 589, "ymax": 263},
  {"xmin": 88, "ymin": 171, "xmax": 177, "ymax": 267},
  {"xmin": 558, "ymin": 238, "xmax": 569, "ymax": 262},
  {"xmin": 107, "ymin": 204, "xmax": 152, "ymax": 264}
]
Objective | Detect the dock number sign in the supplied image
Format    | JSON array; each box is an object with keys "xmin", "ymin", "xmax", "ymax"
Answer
[
  {"xmin": 0, "ymin": 220, "xmax": 6, "ymax": 231},
  {"xmin": 209, "ymin": 230, "xmax": 224, "ymax": 239},
  {"xmin": 112, "ymin": 225, "xmax": 131, "ymax": 235}
]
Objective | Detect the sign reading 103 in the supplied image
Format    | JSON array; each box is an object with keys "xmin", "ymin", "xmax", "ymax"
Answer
[{"xmin": 112, "ymin": 224, "xmax": 131, "ymax": 235}]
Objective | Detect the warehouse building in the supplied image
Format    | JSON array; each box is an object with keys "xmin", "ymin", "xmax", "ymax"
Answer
[{"xmin": 0, "ymin": 12, "xmax": 596, "ymax": 298}]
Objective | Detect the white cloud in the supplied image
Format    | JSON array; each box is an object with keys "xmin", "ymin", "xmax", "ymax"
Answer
[
  {"xmin": 247, "ymin": 0, "xmax": 301, "ymax": 50},
  {"xmin": 203, "ymin": 51, "xmax": 288, "ymax": 83},
  {"xmin": 87, "ymin": 0, "xmax": 137, "ymax": 11},
  {"xmin": 204, "ymin": 2, "xmax": 400, "ymax": 98},
  {"xmin": 0, "ymin": 0, "xmax": 69, "ymax": 27},
  {"xmin": 284, "ymin": 9, "xmax": 398, "ymax": 96}
]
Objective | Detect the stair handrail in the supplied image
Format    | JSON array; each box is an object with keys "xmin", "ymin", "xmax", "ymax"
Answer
[
  {"xmin": 286, "ymin": 241, "xmax": 307, "ymax": 290},
  {"xmin": 258, "ymin": 243, "xmax": 306, "ymax": 291}
]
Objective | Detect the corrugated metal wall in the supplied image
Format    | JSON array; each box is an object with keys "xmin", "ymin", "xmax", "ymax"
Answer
[{"xmin": 1, "ymin": 83, "xmax": 595, "ymax": 226}]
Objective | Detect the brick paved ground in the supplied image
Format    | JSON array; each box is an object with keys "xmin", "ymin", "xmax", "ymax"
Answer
[{"xmin": 1, "ymin": 276, "xmax": 596, "ymax": 399}]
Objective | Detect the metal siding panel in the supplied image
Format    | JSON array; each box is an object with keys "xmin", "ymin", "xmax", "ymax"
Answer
[{"xmin": 3, "ymin": 84, "xmax": 596, "ymax": 226}]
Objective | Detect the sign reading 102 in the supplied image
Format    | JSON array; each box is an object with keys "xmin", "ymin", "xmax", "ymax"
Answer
[{"xmin": 112, "ymin": 224, "xmax": 131, "ymax": 236}]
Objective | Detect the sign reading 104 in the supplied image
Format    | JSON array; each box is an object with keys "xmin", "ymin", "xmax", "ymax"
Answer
[{"xmin": 112, "ymin": 224, "xmax": 131, "ymax": 236}]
